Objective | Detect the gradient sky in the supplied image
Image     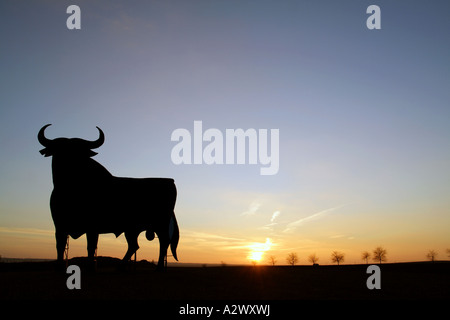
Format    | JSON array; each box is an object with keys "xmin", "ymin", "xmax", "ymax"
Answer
[{"xmin": 1, "ymin": 0, "xmax": 449, "ymax": 265}]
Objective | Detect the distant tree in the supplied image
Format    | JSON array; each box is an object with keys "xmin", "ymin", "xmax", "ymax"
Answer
[
  {"xmin": 426, "ymin": 250, "xmax": 438, "ymax": 262},
  {"xmin": 373, "ymin": 246, "xmax": 387, "ymax": 264},
  {"xmin": 447, "ymin": 248, "xmax": 450, "ymax": 259},
  {"xmin": 361, "ymin": 251, "xmax": 371, "ymax": 264},
  {"xmin": 331, "ymin": 251, "xmax": 345, "ymax": 265},
  {"xmin": 268, "ymin": 255, "xmax": 277, "ymax": 266},
  {"xmin": 308, "ymin": 253, "xmax": 319, "ymax": 265},
  {"xmin": 286, "ymin": 252, "xmax": 298, "ymax": 266}
]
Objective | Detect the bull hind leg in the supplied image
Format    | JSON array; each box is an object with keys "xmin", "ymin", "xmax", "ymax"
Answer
[
  {"xmin": 123, "ymin": 231, "xmax": 140, "ymax": 262},
  {"xmin": 86, "ymin": 233, "xmax": 99, "ymax": 259},
  {"xmin": 86, "ymin": 233, "xmax": 99, "ymax": 272},
  {"xmin": 156, "ymin": 231, "xmax": 170, "ymax": 271}
]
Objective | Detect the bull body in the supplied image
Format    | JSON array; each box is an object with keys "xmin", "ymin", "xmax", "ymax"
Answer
[{"xmin": 38, "ymin": 124, "xmax": 179, "ymax": 270}]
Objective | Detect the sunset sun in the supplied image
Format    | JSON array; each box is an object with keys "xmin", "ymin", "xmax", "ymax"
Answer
[
  {"xmin": 248, "ymin": 251, "xmax": 264, "ymax": 262},
  {"xmin": 247, "ymin": 238, "xmax": 272, "ymax": 263}
]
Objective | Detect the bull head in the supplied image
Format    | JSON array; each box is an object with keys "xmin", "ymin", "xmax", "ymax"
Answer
[{"xmin": 38, "ymin": 124, "xmax": 105, "ymax": 157}]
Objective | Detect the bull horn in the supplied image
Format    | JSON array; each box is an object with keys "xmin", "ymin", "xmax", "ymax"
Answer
[
  {"xmin": 85, "ymin": 126, "xmax": 105, "ymax": 149},
  {"xmin": 38, "ymin": 124, "xmax": 52, "ymax": 147}
]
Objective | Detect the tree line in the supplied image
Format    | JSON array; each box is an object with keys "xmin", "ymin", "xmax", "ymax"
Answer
[{"xmin": 266, "ymin": 247, "xmax": 450, "ymax": 266}]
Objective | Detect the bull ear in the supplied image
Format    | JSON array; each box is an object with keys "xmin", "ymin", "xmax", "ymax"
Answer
[
  {"xmin": 86, "ymin": 150, "xmax": 98, "ymax": 157},
  {"xmin": 39, "ymin": 147, "xmax": 53, "ymax": 157}
]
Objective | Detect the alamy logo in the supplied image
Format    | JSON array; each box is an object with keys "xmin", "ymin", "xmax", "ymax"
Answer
[
  {"xmin": 171, "ymin": 121, "xmax": 279, "ymax": 175},
  {"xmin": 366, "ymin": 265, "xmax": 381, "ymax": 289},
  {"xmin": 66, "ymin": 265, "xmax": 81, "ymax": 290},
  {"xmin": 66, "ymin": 5, "xmax": 81, "ymax": 30}
]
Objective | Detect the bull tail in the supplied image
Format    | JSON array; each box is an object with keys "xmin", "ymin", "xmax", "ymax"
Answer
[{"xmin": 168, "ymin": 213, "xmax": 179, "ymax": 261}]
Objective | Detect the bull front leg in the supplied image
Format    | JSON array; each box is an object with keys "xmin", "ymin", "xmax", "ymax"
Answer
[
  {"xmin": 55, "ymin": 230, "xmax": 67, "ymax": 272},
  {"xmin": 123, "ymin": 231, "xmax": 140, "ymax": 262}
]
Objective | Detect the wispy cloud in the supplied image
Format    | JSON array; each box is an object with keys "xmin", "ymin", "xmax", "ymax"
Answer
[
  {"xmin": 183, "ymin": 230, "xmax": 245, "ymax": 242},
  {"xmin": 329, "ymin": 234, "xmax": 345, "ymax": 239},
  {"xmin": 329, "ymin": 234, "xmax": 355, "ymax": 240},
  {"xmin": 271, "ymin": 210, "xmax": 281, "ymax": 222},
  {"xmin": 241, "ymin": 200, "xmax": 261, "ymax": 216},
  {"xmin": 0, "ymin": 227, "xmax": 53, "ymax": 237},
  {"xmin": 182, "ymin": 230, "xmax": 248, "ymax": 251},
  {"xmin": 283, "ymin": 205, "xmax": 345, "ymax": 233},
  {"xmin": 260, "ymin": 211, "xmax": 281, "ymax": 231},
  {"xmin": 247, "ymin": 238, "xmax": 272, "ymax": 251}
]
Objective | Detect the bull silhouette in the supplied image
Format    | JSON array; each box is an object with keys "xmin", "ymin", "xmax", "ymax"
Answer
[{"xmin": 38, "ymin": 124, "xmax": 179, "ymax": 270}]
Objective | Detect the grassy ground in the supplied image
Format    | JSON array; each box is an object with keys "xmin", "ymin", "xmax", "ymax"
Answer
[{"xmin": 1, "ymin": 257, "xmax": 449, "ymax": 301}]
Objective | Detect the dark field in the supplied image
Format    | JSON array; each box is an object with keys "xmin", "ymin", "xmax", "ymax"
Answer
[
  {"xmin": 1, "ymin": 257, "xmax": 449, "ymax": 302},
  {"xmin": 2, "ymin": 258, "xmax": 448, "ymax": 317}
]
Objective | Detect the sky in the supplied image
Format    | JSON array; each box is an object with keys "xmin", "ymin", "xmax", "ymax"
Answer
[{"xmin": 1, "ymin": 0, "xmax": 449, "ymax": 265}]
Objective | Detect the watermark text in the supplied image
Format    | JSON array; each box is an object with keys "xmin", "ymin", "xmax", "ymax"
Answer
[{"xmin": 171, "ymin": 121, "xmax": 279, "ymax": 175}]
